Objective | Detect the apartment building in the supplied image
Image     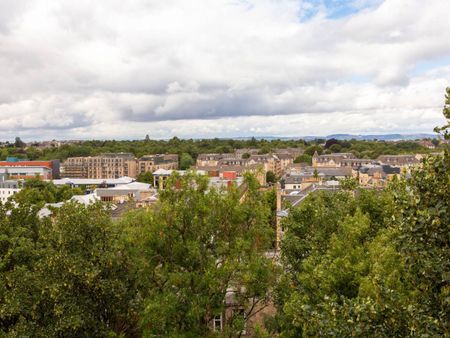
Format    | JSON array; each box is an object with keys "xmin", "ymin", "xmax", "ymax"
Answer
[
  {"xmin": 247, "ymin": 153, "xmax": 294, "ymax": 177},
  {"xmin": 138, "ymin": 154, "xmax": 179, "ymax": 174},
  {"xmin": 62, "ymin": 153, "xmax": 178, "ymax": 179},
  {"xmin": 62, "ymin": 153, "xmax": 137, "ymax": 179}
]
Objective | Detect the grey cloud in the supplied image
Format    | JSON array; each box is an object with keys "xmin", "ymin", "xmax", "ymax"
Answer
[{"xmin": 0, "ymin": 0, "xmax": 449, "ymax": 139}]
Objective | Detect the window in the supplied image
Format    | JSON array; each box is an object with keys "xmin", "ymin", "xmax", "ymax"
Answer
[{"xmin": 213, "ymin": 314, "xmax": 222, "ymax": 332}]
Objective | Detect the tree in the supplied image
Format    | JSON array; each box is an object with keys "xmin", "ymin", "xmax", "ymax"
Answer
[
  {"xmin": 293, "ymin": 154, "xmax": 312, "ymax": 165},
  {"xmin": 133, "ymin": 172, "xmax": 277, "ymax": 337},
  {"xmin": 434, "ymin": 87, "xmax": 450, "ymax": 139},
  {"xmin": 242, "ymin": 152, "xmax": 251, "ymax": 159},
  {"xmin": 12, "ymin": 178, "xmax": 80, "ymax": 205},
  {"xmin": 313, "ymin": 169, "xmax": 319, "ymax": 179},
  {"xmin": 136, "ymin": 171, "xmax": 154, "ymax": 184},
  {"xmin": 304, "ymin": 145, "xmax": 322, "ymax": 156},
  {"xmin": 0, "ymin": 202, "xmax": 140, "ymax": 337},
  {"xmin": 324, "ymin": 138, "xmax": 339, "ymax": 149},
  {"xmin": 340, "ymin": 177, "xmax": 358, "ymax": 191},
  {"xmin": 273, "ymin": 93, "xmax": 450, "ymax": 336},
  {"xmin": 258, "ymin": 146, "xmax": 271, "ymax": 154},
  {"xmin": 329, "ymin": 144, "xmax": 342, "ymax": 153},
  {"xmin": 180, "ymin": 152, "xmax": 195, "ymax": 170},
  {"xmin": 14, "ymin": 137, "xmax": 26, "ymax": 148},
  {"xmin": 266, "ymin": 171, "xmax": 277, "ymax": 184}
]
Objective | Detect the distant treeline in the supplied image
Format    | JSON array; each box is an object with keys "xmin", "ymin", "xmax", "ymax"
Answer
[{"xmin": 0, "ymin": 136, "xmax": 441, "ymax": 162}]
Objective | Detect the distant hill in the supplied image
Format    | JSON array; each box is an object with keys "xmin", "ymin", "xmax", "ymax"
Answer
[
  {"xmin": 323, "ymin": 133, "xmax": 437, "ymax": 141},
  {"xmin": 232, "ymin": 133, "xmax": 437, "ymax": 141}
]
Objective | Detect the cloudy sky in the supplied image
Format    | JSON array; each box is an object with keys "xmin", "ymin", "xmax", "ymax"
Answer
[{"xmin": 1, "ymin": 0, "xmax": 449, "ymax": 140}]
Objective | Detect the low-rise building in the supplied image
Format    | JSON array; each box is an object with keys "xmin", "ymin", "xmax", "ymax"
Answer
[
  {"xmin": 354, "ymin": 165, "xmax": 401, "ymax": 187},
  {"xmin": 234, "ymin": 148, "xmax": 260, "ymax": 158},
  {"xmin": 274, "ymin": 147, "xmax": 304, "ymax": 159},
  {"xmin": 377, "ymin": 154, "xmax": 420, "ymax": 167},
  {"xmin": 0, "ymin": 159, "xmax": 60, "ymax": 179},
  {"xmin": 282, "ymin": 167, "xmax": 352, "ymax": 190},
  {"xmin": 53, "ymin": 176, "xmax": 135, "ymax": 191},
  {"xmin": 312, "ymin": 152, "xmax": 356, "ymax": 167},
  {"xmin": 0, "ymin": 180, "xmax": 20, "ymax": 204},
  {"xmin": 196, "ymin": 154, "xmax": 224, "ymax": 167},
  {"xmin": 95, "ymin": 182, "xmax": 154, "ymax": 203},
  {"xmin": 153, "ymin": 169, "xmax": 207, "ymax": 189}
]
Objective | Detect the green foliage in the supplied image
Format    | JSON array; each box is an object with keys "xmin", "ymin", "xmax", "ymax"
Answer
[
  {"xmin": 258, "ymin": 145, "xmax": 272, "ymax": 154},
  {"xmin": 126, "ymin": 172, "xmax": 277, "ymax": 337},
  {"xmin": 180, "ymin": 152, "xmax": 195, "ymax": 170},
  {"xmin": 434, "ymin": 87, "xmax": 450, "ymax": 139},
  {"xmin": 324, "ymin": 138, "xmax": 339, "ymax": 149},
  {"xmin": 293, "ymin": 154, "xmax": 312, "ymax": 165},
  {"xmin": 0, "ymin": 202, "xmax": 140, "ymax": 337},
  {"xmin": 304, "ymin": 145, "xmax": 322, "ymax": 156},
  {"xmin": 14, "ymin": 137, "xmax": 26, "ymax": 148},
  {"xmin": 11, "ymin": 178, "xmax": 80, "ymax": 205},
  {"xmin": 266, "ymin": 170, "xmax": 277, "ymax": 184},
  {"xmin": 275, "ymin": 149, "xmax": 449, "ymax": 337},
  {"xmin": 328, "ymin": 143, "xmax": 342, "ymax": 152},
  {"xmin": 339, "ymin": 177, "xmax": 358, "ymax": 191},
  {"xmin": 136, "ymin": 170, "xmax": 153, "ymax": 184},
  {"xmin": 0, "ymin": 135, "xmax": 434, "ymax": 163}
]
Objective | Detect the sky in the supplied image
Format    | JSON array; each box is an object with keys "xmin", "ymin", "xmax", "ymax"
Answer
[{"xmin": 0, "ymin": 0, "xmax": 449, "ymax": 141}]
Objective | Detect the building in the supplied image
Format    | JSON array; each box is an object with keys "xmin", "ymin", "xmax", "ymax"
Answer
[
  {"xmin": 234, "ymin": 148, "xmax": 260, "ymax": 158},
  {"xmin": 377, "ymin": 155, "xmax": 420, "ymax": 167},
  {"xmin": 62, "ymin": 153, "xmax": 137, "ymax": 179},
  {"xmin": 312, "ymin": 152, "xmax": 357, "ymax": 167},
  {"xmin": 247, "ymin": 154, "xmax": 293, "ymax": 177},
  {"xmin": 354, "ymin": 165, "xmax": 401, "ymax": 187},
  {"xmin": 417, "ymin": 140, "xmax": 436, "ymax": 149},
  {"xmin": 274, "ymin": 147, "xmax": 304, "ymax": 159},
  {"xmin": 152, "ymin": 169, "xmax": 207, "ymax": 189},
  {"xmin": 0, "ymin": 180, "xmax": 20, "ymax": 203},
  {"xmin": 281, "ymin": 167, "xmax": 352, "ymax": 190},
  {"xmin": 0, "ymin": 159, "xmax": 60, "ymax": 179},
  {"xmin": 196, "ymin": 154, "xmax": 224, "ymax": 167},
  {"xmin": 53, "ymin": 176, "xmax": 135, "ymax": 190},
  {"xmin": 61, "ymin": 153, "xmax": 178, "ymax": 179},
  {"xmin": 95, "ymin": 182, "xmax": 155, "ymax": 203},
  {"xmin": 138, "ymin": 154, "xmax": 179, "ymax": 174}
]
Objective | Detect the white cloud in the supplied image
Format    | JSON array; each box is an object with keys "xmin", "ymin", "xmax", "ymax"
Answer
[{"xmin": 0, "ymin": 0, "xmax": 449, "ymax": 140}]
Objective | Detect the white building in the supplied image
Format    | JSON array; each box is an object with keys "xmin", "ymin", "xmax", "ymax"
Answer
[
  {"xmin": 0, "ymin": 180, "xmax": 21, "ymax": 204},
  {"xmin": 0, "ymin": 166, "xmax": 53, "ymax": 180}
]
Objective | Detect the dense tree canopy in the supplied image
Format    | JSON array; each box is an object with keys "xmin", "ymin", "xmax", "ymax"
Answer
[
  {"xmin": 273, "ymin": 150, "xmax": 449, "ymax": 337},
  {"xmin": 121, "ymin": 172, "xmax": 277, "ymax": 337},
  {"xmin": 0, "ymin": 202, "xmax": 140, "ymax": 337},
  {"xmin": 11, "ymin": 177, "xmax": 82, "ymax": 206}
]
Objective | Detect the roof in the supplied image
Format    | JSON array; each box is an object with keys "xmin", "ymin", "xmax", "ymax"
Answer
[
  {"xmin": 53, "ymin": 176, "xmax": 134, "ymax": 185},
  {"xmin": 70, "ymin": 193, "xmax": 100, "ymax": 205},
  {"xmin": 110, "ymin": 182, "xmax": 151, "ymax": 190},
  {"xmin": 315, "ymin": 167, "xmax": 352, "ymax": 177},
  {"xmin": 153, "ymin": 169, "xmax": 207, "ymax": 176},
  {"xmin": 0, "ymin": 161, "xmax": 55, "ymax": 169}
]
